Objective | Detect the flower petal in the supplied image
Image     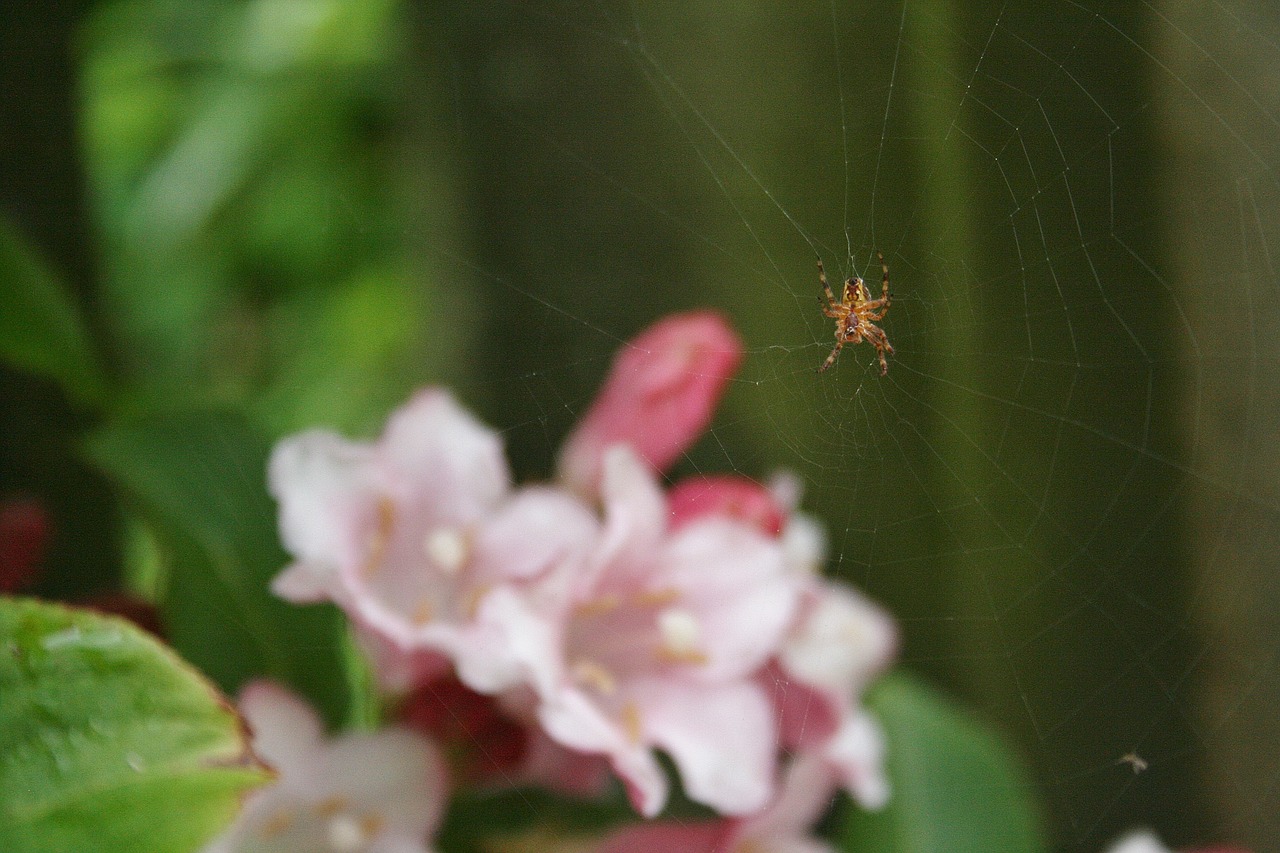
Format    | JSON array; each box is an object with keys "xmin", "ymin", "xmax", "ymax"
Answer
[
  {"xmin": 537, "ymin": 687, "xmax": 669, "ymax": 817},
  {"xmin": 661, "ymin": 518, "xmax": 799, "ymax": 680},
  {"xmin": 268, "ymin": 428, "xmax": 379, "ymax": 580},
  {"xmin": 238, "ymin": 680, "xmax": 324, "ymax": 776},
  {"xmin": 322, "ymin": 727, "xmax": 449, "ymax": 838},
  {"xmin": 824, "ymin": 710, "xmax": 890, "ymax": 810},
  {"xmin": 589, "ymin": 446, "xmax": 668, "ymax": 584},
  {"xmin": 559, "ymin": 311, "xmax": 742, "ymax": 496},
  {"xmin": 668, "ymin": 474, "xmax": 785, "ymax": 536},
  {"xmin": 779, "ymin": 582, "xmax": 897, "ymax": 703},
  {"xmin": 732, "ymin": 751, "xmax": 838, "ymax": 846},
  {"xmin": 378, "ymin": 388, "xmax": 510, "ymax": 524},
  {"xmin": 638, "ymin": 679, "xmax": 777, "ymax": 815},
  {"xmin": 471, "ymin": 486, "xmax": 598, "ymax": 585}
]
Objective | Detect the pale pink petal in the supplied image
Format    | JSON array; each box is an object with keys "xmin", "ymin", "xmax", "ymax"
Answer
[
  {"xmin": 779, "ymin": 582, "xmax": 897, "ymax": 703},
  {"xmin": 559, "ymin": 311, "xmax": 743, "ymax": 496},
  {"xmin": 638, "ymin": 679, "xmax": 777, "ymax": 815},
  {"xmin": 590, "ymin": 446, "xmax": 668, "ymax": 584},
  {"xmin": 356, "ymin": 628, "xmax": 453, "ymax": 693},
  {"xmin": 323, "ymin": 727, "xmax": 448, "ymax": 838},
  {"xmin": 470, "ymin": 487, "xmax": 598, "ymax": 585},
  {"xmin": 733, "ymin": 751, "xmax": 838, "ymax": 845},
  {"xmin": 668, "ymin": 474, "xmax": 785, "ymax": 536},
  {"xmin": 661, "ymin": 518, "xmax": 799, "ymax": 681},
  {"xmin": 824, "ymin": 710, "xmax": 889, "ymax": 810},
  {"xmin": 457, "ymin": 585, "xmax": 564, "ymax": 696},
  {"xmin": 780, "ymin": 513, "xmax": 828, "ymax": 577},
  {"xmin": 766, "ymin": 663, "xmax": 841, "ymax": 749},
  {"xmin": 595, "ymin": 822, "xmax": 728, "ymax": 853},
  {"xmin": 268, "ymin": 429, "xmax": 379, "ymax": 578},
  {"xmin": 537, "ymin": 688, "xmax": 668, "ymax": 817},
  {"xmin": 269, "ymin": 560, "xmax": 333, "ymax": 603},
  {"xmin": 378, "ymin": 388, "xmax": 510, "ymax": 525},
  {"xmin": 238, "ymin": 680, "xmax": 324, "ymax": 775}
]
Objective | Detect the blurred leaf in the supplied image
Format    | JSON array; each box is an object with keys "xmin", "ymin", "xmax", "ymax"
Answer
[
  {"xmin": 84, "ymin": 409, "xmax": 350, "ymax": 726},
  {"xmin": 840, "ymin": 673, "xmax": 1046, "ymax": 853},
  {"xmin": 0, "ymin": 217, "xmax": 107, "ymax": 406},
  {"xmin": 257, "ymin": 267, "xmax": 427, "ymax": 436},
  {"xmin": 0, "ymin": 597, "xmax": 269, "ymax": 852}
]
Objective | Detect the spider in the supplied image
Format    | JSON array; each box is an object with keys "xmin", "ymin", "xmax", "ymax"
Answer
[{"xmin": 817, "ymin": 250, "xmax": 894, "ymax": 376}]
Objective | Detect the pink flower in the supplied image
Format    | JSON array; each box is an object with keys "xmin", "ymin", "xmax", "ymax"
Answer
[
  {"xmin": 782, "ymin": 510, "xmax": 899, "ymax": 809},
  {"xmin": 558, "ymin": 311, "xmax": 743, "ymax": 497},
  {"xmin": 523, "ymin": 447, "xmax": 801, "ymax": 817},
  {"xmin": 268, "ymin": 388, "xmax": 599, "ymax": 693},
  {"xmin": 668, "ymin": 475, "xmax": 786, "ymax": 537},
  {"xmin": 772, "ymin": 577, "xmax": 896, "ymax": 809},
  {"xmin": 669, "ymin": 471, "xmax": 896, "ymax": 810},
  {"xmin": 204, "ymin": 681, "xmax": 447, "ymax": 853},
  {"xmin": 595, "ymin": 752, "xmax": 839, "ymax": 853}
]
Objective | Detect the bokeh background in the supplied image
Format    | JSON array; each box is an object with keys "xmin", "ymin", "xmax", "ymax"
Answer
[{"xmin": 2, "ymin": 1, "xmax": 1278, "ymax": 850}]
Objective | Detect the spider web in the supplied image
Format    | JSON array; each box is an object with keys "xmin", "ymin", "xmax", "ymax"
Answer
[{"xmin": 416, "ymin": 1, "xmax": 1280, "ymax": 850}]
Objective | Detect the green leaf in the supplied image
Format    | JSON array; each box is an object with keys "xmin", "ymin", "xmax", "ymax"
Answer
[
  {"xmin": 0, "ymin": 216, "xmax": 107, "ymax": 406},
  {"xmin": 84, "ymin": 409, "xmax": 350, "ymax": 727},
  {"xmin": 0, "ymin": 597, "xmax": 269, "ymax": 852},
  {"xmin": 840, "ymin": 673, "xmax": 1047, "ymax": 853}
]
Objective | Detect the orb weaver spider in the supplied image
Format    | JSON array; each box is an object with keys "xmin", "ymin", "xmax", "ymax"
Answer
[{"xmin": 817, "ymin": 251, "xmax": 894, "ymax": 376}]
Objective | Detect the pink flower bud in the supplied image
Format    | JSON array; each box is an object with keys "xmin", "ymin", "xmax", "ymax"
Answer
[
  {"xmin": 559, "ymin": 311, "xmax": 743, "ymax": 497},
  {"xmin": 668, "ymin": 475, "xmax": 785, "ymax": 537}
]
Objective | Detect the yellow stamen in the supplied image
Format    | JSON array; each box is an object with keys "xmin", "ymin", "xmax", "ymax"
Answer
[
  {"xmin": 412, "ymin": 599, "xmax": 434, "ymax": 625},
  {"xmin": 259, "ymin": 808, "xmax": 294, "ymax": 838},
  {"xmin": 620, "ymin": 702, "xmax": 643, "ymax": 744},
  {"xmin": 632, "ymin": 587, "xmax": 681, "ymax": 607},
  {"xmin": 657, "ymin": 647, "xmax": 710, "ymax": 666},
  {"xmin": 571, "ymin": 659, "xmax": 617, "ymax": 695},
  {"xmin": 463, "ymin": 583, "xmax": 492, "ymax": 619},
  {"xmin": 361, "ymin": 497, "xmax": 397, "ymax": 578},
  {"xmin": 315, "ymin": 795, "xmax": 347, "ymax": 817},
  {"xmin": 359, "ymin": 812, "xmax": 386, "ymax": 837},
  {"xmin": 573, "ymin": 594, "xmax": 620, "ymax": 618}
]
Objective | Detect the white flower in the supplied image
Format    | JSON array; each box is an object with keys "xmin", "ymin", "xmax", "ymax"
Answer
[{"xmin": 204, "ymin": 682, "xmax": 447, "ymax": 853}]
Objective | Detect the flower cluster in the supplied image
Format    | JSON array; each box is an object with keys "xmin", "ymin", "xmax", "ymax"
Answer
[{"xmin": 242, "ymin": 312, "xmax": 896, "ymax": 849}]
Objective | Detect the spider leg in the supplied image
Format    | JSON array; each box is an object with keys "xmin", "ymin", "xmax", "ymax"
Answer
[
  {"xmin": 818, "ymin": 340, "xmax": 843, "ymax": 373},
  {"xmin": 878, "ymin": 250, "xmax": 891, "ymax": 305},
  {"xmin": 818, "ymin": 260, "xmax": 838, "ymax": 310},
  {"xmin": 863, "ymin": 324, "xmax": 893, "ymax": 375}
]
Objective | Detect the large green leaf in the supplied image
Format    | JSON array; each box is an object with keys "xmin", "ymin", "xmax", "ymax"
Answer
[
  {"xmin": 0, "ymin": 597, "xmax": 269, "ymax": 852},
  {"xmin": 0, "ymin": 217, "xmax": 107, "ymax": 406},
  {"xmin": 841, "ymin": 673, "xmax": 1047, "ymax": 853},
  {"xmin": 84, "ymin": 410, "xmax": 350, "ymax": 726}
]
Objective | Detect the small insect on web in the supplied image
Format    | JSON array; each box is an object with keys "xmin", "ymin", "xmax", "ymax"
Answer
[{"xmin": 817, "ymin": 251, "xmax": 894, "ymax": 376}]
